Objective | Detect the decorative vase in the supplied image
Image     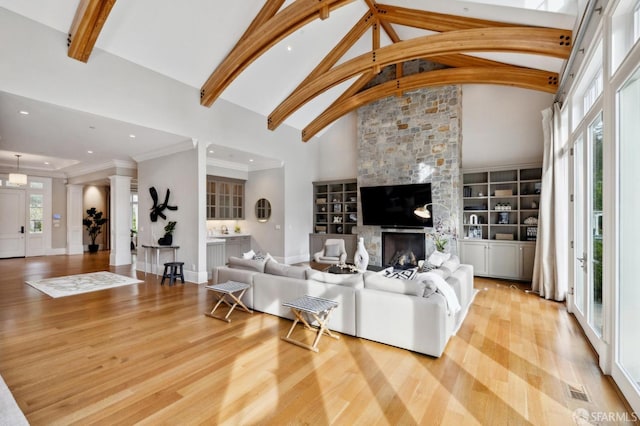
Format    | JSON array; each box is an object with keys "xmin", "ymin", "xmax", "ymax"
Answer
[
  {"xmin": 158, "ymin": 234, "xmax": 173, "ymax": 246},
  {"xmin": 354, "ymin": 237, "xmax": 369, "ymax": 271}
]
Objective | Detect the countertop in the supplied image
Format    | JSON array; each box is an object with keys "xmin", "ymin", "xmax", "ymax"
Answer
[
  {"xmin": 206, "ymin": 238, "xmax": 225, "ymax": 244},
  {"xmin": 208, "ymin": 233, "xmax": 251, "ymax": 238}
]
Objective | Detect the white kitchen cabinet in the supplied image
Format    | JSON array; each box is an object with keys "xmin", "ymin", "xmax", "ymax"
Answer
[{"xmin": 488, "ymin": 242, "xmax": 519, "ymax": 279}]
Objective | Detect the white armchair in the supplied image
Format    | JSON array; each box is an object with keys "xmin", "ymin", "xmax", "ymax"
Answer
[{"xmin": 313, "ymin": 238, "xmax": 347, "ymax": 264}]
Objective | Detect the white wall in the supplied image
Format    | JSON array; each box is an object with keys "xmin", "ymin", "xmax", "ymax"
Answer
[
  {"xmin": 245, "ymin": 167, "xmax": 285, "ymax": 258},
  {"xmin": 313, "ymin": 112, "xmax": 358, "ymax": 181},
  {"xmin": 0, "ymin": 8, "xmax": 319, "ymax": 262},
  {"xmin": 461, "ymin": 85, "xmax": 553, "ymax": 169},
  {"xmin": 138, "ymin": 148, "xmax": 200, "ymax": 278}
]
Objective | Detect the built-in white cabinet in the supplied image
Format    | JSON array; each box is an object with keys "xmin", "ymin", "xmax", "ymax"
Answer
[
  {"xmin": 459, "ymin": 241, "xmax": 489, "ymax": 276},
  {"xmin": 460, "ymin": 165, "xmax": 540, "ymax": 282},
  {"xmin": 460, "ymin": 240, "xmax": 536, "ymax": 281}
]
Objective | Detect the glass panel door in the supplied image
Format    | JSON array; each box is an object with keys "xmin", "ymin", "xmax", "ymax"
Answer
[
  {"xmin": 572, "ymin": 112, "xmax": 605, "ymax": 344},
  {"xmin": 617, "ymin": 69, "xmax": 640, "ymax": 403},
  {"xmin": 589, "ymin": 113, "xmax": 604, "ymax": 336},
  {"xmin": 574, "ymin": 136, "xmax": 586, "ymax": 315}
]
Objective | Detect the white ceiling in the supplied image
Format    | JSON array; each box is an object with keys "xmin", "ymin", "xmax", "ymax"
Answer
[{"xmin": 0, "ymin": 0, "xmax": 580, "ymax": 177}]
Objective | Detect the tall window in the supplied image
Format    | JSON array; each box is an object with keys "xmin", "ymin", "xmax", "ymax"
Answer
[
  {"xmin": 583, "ymin": 70, "xmax": 603, "ymax": 114},
  {"xmin": 634, "ymin": 0, "xmax": 640, "ymax": 42},
  {"xmin": 29, "ymin": 194, "xmax": 43, "ymax": 233},
  {"xmin": 618, "ymin": 69, "xmax": 640, "ymax": 392}
]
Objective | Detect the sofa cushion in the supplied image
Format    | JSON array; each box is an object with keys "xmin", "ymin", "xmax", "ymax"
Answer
[
  {"xmin": 264, "ymin": 259, "xmax": 310, "ymax": 279},
  {"xmin": 363, "ymin": 272, "xmax": 425, "ymax": 297},
  {"xmin": 228, "ymin": 256, "xmax": 266, "ymax": 273},
  {"xmin": 306, "ymin": 270, "xmax": 364, "ymax": 289}
]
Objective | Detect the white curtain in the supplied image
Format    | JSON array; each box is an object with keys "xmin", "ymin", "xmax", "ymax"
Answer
[{"xmin": 532, "ymin": 104, "xmax": 569, "ymax": 301}]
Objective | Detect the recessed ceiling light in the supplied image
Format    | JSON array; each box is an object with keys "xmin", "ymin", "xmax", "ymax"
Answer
[
  {"xmin": 209, "ymin": 150, "xmax": 214, "ymax": 154},
  {"xmin": 87, "ymin": 150, "xmax": 93, "ymax": 154},
  {"xmin": 287, "ymin": 45, "xmax": 292, "ymax": 52},
  {"xmin": 129, "ymin": 134, "xmax": 136, "ymax": 138},
  {"xmin": 19, "ymin": 110, "xmax": 29, "ymax": 115},
  {"xmin": 44, "ymin": 161, "xmax": 49, "ymax": 165},
  {"xmin": 249, "ymin": 158, "xmax": 254, "ymax": 162}
]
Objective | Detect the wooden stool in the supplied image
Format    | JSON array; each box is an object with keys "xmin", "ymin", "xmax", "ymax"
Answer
[{"xmin": 161, "ymin": 261, "xmax": 185, "ymax": 286}]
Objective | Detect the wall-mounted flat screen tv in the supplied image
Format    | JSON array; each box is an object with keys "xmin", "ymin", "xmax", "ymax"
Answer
[{"xmin": 360, "ymin": 183, "xmax": 432, "ymax": 228}]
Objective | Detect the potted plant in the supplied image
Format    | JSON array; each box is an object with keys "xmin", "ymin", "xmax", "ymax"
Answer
[
  {"xmin": 158, "ymin": 221, "xmax": 176, "ymax": 246},
  {"xmin": 82, "ymin": 207, "xmax": 108, "ymax": 253}
]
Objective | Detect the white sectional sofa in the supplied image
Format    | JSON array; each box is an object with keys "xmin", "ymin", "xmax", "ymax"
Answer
[{"xmin": 212, "ymin": 257, "xmax": 475, "ymax": 357}]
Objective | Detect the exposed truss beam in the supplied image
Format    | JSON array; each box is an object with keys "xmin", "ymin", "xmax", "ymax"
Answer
[
  {"xmin": 374, "ymin": 3, "xmax": 517, "ymax": 32},
  {"xmin": 302, "ymin": 67, "xmax": 559, "ymax": 141},
  {"xmin": 269, "ymin": 26, "xmax": 572, "ymax": 130},
  {"xmin": 67, "ymin": 0, "xmax": 116, "ymax": 63},
  {"xmin": 267, "ymin": 11, "xmax": 373, "ymax": 129},
  {"xmin": 238, "ymin": 0, "xmax": 287, "ymax": 44},
  {"xmin": 200, "ymin": 0, "xmax": 355, "ymax": 107}
]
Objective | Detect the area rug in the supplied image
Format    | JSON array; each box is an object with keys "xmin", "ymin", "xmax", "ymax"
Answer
[
  {"xmin": 26, "ymin": 271, "xmax": 143, "ymax": 298},
  {"xmin": 0, "ymin": 374, "xmax": 28, "ymax": 425}
]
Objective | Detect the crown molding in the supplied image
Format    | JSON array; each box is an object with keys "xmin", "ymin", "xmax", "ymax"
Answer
[
  {"xmin": 132, "ymin": 139, "xmax": 195, "ymax": 163},
  {"xmin": 207, "ymin": 157, "xmax": 249, "ymax": 172},
  {"xmin": 63, "ymin": 159, "xmax": 137, "ymax": 178}
]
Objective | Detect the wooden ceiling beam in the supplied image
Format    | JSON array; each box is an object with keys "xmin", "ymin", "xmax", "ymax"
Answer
[
  {"xmin": 269, "ymin": 26, "xmax": 572, "ymax": 130},
  {"xmin": 429, "ymin": 53, "xmax": 511, "ymax": 68},
  {"xmin": 238, "ymin": 0, "xmax": 287, "ymax": 44},
  {"xmin": 302, "ymin": 67, "xmax": 559, "ymax": 141},
  {"xmin": 67, "ymin": 0, "xmax": 116, "ymax": 63},
  {"xmin": 200, "ymin": 0, "xmax": 355, "ymax": 107},
  {"xmin": 374, "ymin": 3, "xmax": 517, "ymax": 32},
  {"xmin": 267, "ymin": 10, "xmax": 373, "ymax": 129}
]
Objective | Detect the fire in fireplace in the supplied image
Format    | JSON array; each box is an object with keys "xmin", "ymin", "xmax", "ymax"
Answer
[{"xmin": 382, "ymin": 232, "xmax": 426, "ymax": 269}]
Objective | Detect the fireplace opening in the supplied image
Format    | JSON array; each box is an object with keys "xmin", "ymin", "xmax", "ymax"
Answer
[{"xmin": 382, "ymin": 232, "xmax": 426, "ymax": 269}]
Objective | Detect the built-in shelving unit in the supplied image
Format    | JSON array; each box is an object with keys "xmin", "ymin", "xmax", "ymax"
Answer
[
  {"xmin": 462, "ymin": 166, "xmax": 541, "ymax": 242},
  {"xmin": 460, "ymin": 165, "xmax": 541, "ymax": 282},
  {"xmin": 312, "ymin": 179, "xmax": 358, "ymax": 235}
]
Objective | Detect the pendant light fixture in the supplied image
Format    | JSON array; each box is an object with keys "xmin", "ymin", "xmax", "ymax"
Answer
[{"xmin": 9, "ymin": 154, "xmax": 27, "ymax": 186}]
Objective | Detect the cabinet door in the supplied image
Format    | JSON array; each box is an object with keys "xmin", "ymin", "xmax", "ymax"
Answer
[
  {"xmin": 488, "ymin": 243, "xmax": 519, "ymax": 279},
  {"xmin": 460, "ymin": 242, "xmax": 488, "ymax": 275},
  {"xmin": 519, "ymin": 243, "xmax": 536, "ymax": 281}
]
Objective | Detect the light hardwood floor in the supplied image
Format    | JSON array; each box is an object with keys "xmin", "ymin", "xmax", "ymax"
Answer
[{"xmin": 0, "ymin": 252, "xmax": 635, "ymax": 425}]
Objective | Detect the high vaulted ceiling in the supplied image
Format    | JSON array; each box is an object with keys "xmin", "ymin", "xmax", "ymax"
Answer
[{"xmin": 0, "ymin": 0, "xmax": 580, "ymax": 173}]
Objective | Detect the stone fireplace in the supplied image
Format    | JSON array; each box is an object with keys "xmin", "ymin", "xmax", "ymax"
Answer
[
  {"xmin": 356, "ymin": 64, "xmax": 462, "ymax": 266},
  {"xmin": 382, "ymin": 231, "xmax": 426, "ymax": 268}
]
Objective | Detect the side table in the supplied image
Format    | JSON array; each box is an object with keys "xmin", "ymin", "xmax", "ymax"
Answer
[
  {"xmin": 281, "ymin": 295, "xmax": 340, "ymax": 352},
  {"xmin": 204, "ymin": 281, "xmax": 253, "ymax": 322}
]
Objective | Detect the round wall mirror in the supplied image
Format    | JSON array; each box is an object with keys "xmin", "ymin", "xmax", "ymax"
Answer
[{"xmin": 255, "ymin": 198, "xmax": 271, "ymax": 222}]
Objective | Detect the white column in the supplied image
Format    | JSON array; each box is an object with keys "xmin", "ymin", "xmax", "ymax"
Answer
[
  {"xmin": 109, "ymin": 175, "xmax": 132, "ymax": 266},
  {"xmin": 66, "ymin": 184, "xmax": 84, "ymax": 254}
]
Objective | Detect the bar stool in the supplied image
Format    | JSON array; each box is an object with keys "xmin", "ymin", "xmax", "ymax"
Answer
[{"xmin": 161, "ymin": 261, "xmax": 185, "ymax": 286}]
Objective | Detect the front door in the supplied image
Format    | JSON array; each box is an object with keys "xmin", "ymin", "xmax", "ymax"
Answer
[{"xmin": 0, "ymin": 188, "xmax": 26, "ymax": 258}]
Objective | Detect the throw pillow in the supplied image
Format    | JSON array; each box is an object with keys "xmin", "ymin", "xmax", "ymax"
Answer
[
  {"xmin": 440, "ymin": 255, "xmax": 461, "ymax": 276},
  {"xmin": 428, "ymin": 251, "xmax": 451, "ymax": 267},
  {"xmin": 242, "ymin": 249, "xmax": 256, "ymax": 260},
  {"xmin": 380, "ymin": 268, "xmax": 418, "ymax": 280},
  {"xmin": 324, "ymin": 243, "xmax": 340, "ymax": 258}
]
